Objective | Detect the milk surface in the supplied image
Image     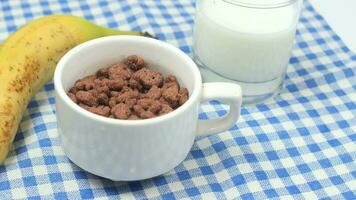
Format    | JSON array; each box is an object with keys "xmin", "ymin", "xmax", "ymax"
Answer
[{"xmin": 193, "ymin": 0, "xmax": 298, "ymax": 83}]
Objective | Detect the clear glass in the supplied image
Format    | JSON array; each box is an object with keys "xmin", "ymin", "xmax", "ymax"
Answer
[{"xmin": 193, "ymin": 0, "xmax": 303, "ymax": 105}]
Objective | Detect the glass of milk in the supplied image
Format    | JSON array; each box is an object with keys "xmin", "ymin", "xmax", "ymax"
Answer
[{"xmin": 193, "ymin": 0, "xmax": 303, "ymax": 104}]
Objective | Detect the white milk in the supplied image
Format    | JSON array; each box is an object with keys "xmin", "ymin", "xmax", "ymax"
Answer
[{"xmin": 193, "ymin": 0, "xmax": 301, "ymax": 102}]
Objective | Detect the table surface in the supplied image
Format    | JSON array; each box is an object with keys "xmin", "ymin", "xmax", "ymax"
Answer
[{"xmin": 0, "ymin": 0, "xmax": 355, "ymax": 199}]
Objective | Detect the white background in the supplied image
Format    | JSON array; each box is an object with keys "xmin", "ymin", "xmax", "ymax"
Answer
[{"xmin": 311, "ymin": 0, "xmax": 356, "ymax": 52}]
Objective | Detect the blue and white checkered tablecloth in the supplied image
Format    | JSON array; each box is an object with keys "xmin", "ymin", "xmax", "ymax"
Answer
[{"xmin": 0, "ymin": 0, "xmax": 355, "ymax": 199}]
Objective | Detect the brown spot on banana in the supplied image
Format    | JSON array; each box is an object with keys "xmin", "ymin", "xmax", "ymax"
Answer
[
  {"xmin": 8, "ymin": 57, "xmax": 41, "ymax": 93},
  {"xmin": 0, "ymin": 102, "xmax": 12, "ymax": 117},
  {"xmin": 3, "ymin": 119, "xmax": 14, "ymax": 138},
  {"xmin": 0, "ymin": 104, "xmax": 15, "ymax": 150}
]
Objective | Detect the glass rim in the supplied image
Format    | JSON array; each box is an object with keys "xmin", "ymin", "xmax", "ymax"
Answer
[{"xmin": 222, "ymin": 0, "xmax": 299, "ymax": 9}]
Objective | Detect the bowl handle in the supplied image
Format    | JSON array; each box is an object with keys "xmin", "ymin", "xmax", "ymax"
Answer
[{"xmin": 197, "ymin": 82, "xmax": 242, "ymax": 136}]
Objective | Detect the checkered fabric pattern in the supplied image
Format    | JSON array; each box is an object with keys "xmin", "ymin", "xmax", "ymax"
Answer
[{"xmin": 0, "ymin": 0, "xmax": 355, "ymax": 199}]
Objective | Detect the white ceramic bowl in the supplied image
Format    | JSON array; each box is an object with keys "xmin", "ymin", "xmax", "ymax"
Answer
[{"xmin": 54, "ymin": 36, "xmax": 242, "ymax": 181}]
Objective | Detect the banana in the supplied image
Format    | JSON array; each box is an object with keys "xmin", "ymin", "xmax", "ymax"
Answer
[{"xmin": 0, "ymin": 15, "xmax": 153, "ymax": 163}]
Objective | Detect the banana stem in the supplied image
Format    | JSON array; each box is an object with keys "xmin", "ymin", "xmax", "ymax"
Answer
[{"xmin": 140, "ymin": 31, "xmax": 158, "ymax": 39}]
